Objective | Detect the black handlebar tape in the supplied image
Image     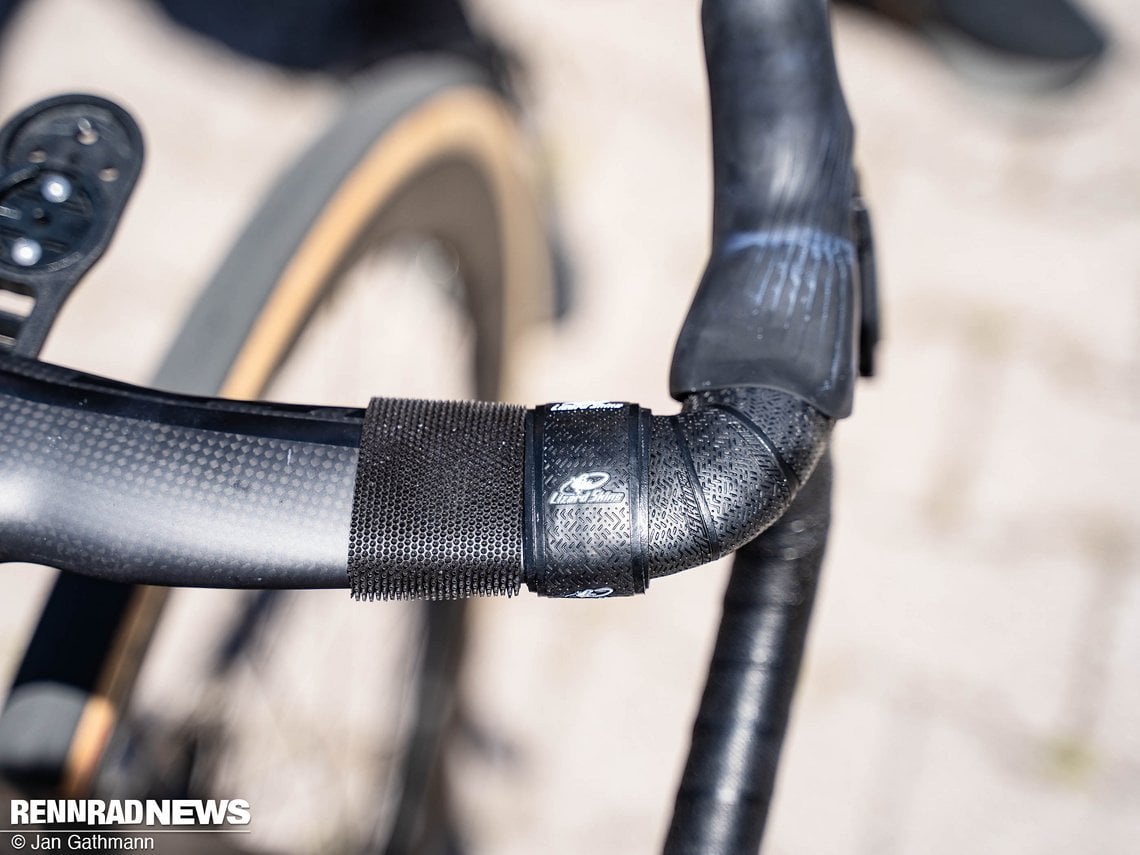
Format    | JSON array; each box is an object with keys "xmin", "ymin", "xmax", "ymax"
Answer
[
  {"xmin": 643, "ymin": 388, "xmax": 829, "ymax": 579},
  {"xmin": 519, "ymin": 388, "xmax": 831, "ymax": 598},
  {"xmin": 348, "ymin": 397, "xmax": 527, "ymax": 600},
  {"xmin": 347, "ymin": 389, "xmax": 832, "ymax": 601},
  {"xmin": 665, "ymin": 454, "xmax": 832, "ymax": 854},
  {"xmin": 524, "ymin": 403, "xmax": 651, "ymax": 598},
  {"xmin": 671, "ymin": 0, "xmax": 858, "ymax": 418}
]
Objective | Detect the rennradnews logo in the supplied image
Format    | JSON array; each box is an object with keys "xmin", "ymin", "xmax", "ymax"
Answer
[{"xmin": 10, "ymin": 799, "xmax": 251, "ymax": 827}]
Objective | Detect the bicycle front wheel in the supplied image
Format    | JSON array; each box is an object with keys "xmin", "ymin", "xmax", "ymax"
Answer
[{"xmin": 39, "ymin": 54, "xmax": 553, "ymax": 855}]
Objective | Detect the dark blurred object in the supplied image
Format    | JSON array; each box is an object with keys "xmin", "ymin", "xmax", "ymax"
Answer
[
  {"xmin": 839, "ymin": 0, "xmax": 1109, "ymax": 89},
  {"xmin": 153, "ymin": 0, "xmax": 494, "ymax": 75},
  {"xmin": 0, "ymin": 0, "xmax": 503, "ymax": 78},
  {"xmin": 0, "ymin": 0, "xmax": 20, "ymax": 35}
]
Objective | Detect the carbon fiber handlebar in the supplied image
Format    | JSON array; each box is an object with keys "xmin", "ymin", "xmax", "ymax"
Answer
[{"xmin": 0, "ymin": 356, "xmax": 830, "ymax": 599}]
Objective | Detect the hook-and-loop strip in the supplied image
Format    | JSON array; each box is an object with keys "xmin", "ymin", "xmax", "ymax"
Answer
[{"xmin": 349, "ymin": 397, "xmax": 527, "ymax": 600}]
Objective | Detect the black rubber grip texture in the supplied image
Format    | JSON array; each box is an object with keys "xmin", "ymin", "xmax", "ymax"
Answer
[
  {"xmin": 643, "ymin": 388, "xmax": 825, "ymax": 579},
  {"xmin": 524, "ymin": 403, "xmax": 651, "ymax": 598},
  {"xmin": 516, "ymin": 389, "xmax": 831, "ymax": 597},
  {"xmin": 349, "ymin": 397, "xmax": 527, "ymax": 600}
]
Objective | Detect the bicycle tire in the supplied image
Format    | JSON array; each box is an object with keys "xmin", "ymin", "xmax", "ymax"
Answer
[
  {"xmin": 162, "ymin": 55, "xmax": 551, "ymax": 855},
  {"xmin": 10, "ymin": 53, "xmax": 552, "ymax": 854},
  {"xmin": 156, "ymin": 54, "xmax": 550, "ymax": 401}
]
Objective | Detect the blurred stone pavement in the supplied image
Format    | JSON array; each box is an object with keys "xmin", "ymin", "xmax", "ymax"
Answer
[{"xmin": 0, "ymin": 1, "xmax": 1136, "ymax": 853}]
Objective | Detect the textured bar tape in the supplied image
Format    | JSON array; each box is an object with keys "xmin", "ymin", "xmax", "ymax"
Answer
[
  {"xmin": 348, "ymin": 397, "xmax": 526, "ymax": 600},
  {"xmin": 524, "ymin": 402, "xmax": 652, "ymax": 598}
]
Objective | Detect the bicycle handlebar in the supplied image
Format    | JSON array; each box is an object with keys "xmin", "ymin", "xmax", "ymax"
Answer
[
  {"xmin": 0, "ymin": 0, "xmax": 858, "ymax": 600},
  {"xmin": 0, "ymin": 355, "xmax": 829, "ymax": 598},
  {"xmin": 0, "ymin": 356, "xmax": 361, "ymax": 588}
]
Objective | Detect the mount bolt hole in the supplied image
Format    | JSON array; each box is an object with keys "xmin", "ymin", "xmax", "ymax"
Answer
[
  {"xmin": 41, "ymin": 173, "xmax": 72, "ymax": 204},
  {"xmin": 11, "ymin": 237, "xmax": 42, "ymax": 267},
  {"xmin": 98, "ymin": 167, "xmax": 119, "ymax": 183},
  {"xmin": 76, "ymin": 118, "xmax": 99, "ymax": 145},
  {"xmin": 32, "ymin": 208, "xmax": 48, "ymax": 224},
  {"xmin": 28, "ymin": 149, "xmax": 47, "ymax": 164}
]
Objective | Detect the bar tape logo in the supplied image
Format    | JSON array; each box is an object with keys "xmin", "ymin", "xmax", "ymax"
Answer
[
  {"xmin": 548, "ymin": 471, "xmax": 623, "ymax": 506},
  {"xmin": 10, "ymin": 799, "xmax": 251, "ymax": 827}
]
